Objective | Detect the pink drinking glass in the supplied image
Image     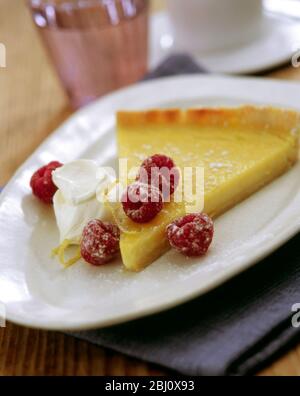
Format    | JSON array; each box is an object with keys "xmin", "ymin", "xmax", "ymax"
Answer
[{"xmin": 28, "ymin": 0, "xmax": 149, "ymax": 108}]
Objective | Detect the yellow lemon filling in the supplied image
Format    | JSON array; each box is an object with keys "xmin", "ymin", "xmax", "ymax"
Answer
[{"xmin": 114, "ymin": 106, "xmax": 300, "ymax": 271}]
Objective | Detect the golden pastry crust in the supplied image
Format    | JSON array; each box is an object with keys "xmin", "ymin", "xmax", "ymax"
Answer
[
  {"xmin": 117, "ymin": 106, "xmax": 300, "ymax": 139},
  {"xmin": 117, "ymin": 109, "xmax": 181, "ymax": 126}
]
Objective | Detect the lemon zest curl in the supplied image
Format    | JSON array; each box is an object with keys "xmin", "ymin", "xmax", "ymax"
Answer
[{"xmin": 52, "ymin": 239, "xmax": 81, "ymax": 268}]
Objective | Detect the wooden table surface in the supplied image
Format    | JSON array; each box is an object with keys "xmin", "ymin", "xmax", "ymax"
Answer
[{"xmin": 1, "ymin": 0, "xmax": 300, "ymax": 376}]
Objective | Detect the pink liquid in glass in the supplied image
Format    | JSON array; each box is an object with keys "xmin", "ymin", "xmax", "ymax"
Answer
[{"xmin": 29, "ymin": 0, "xmax": 149, "ymax": 108}]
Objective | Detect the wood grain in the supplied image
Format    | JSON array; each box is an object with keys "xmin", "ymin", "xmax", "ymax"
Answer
[{"xmin": 1, "ymin": 0, "xmax": 300, "ymax": 376}]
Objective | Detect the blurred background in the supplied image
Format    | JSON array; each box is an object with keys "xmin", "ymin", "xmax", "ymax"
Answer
[{"xmin": 1, "ymin": 0, "xmax": 300, "ymax": 184}]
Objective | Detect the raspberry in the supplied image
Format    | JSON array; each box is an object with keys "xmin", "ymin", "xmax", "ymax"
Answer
[
  {"xmin": 166, "ymin": 213, "xmax": 214, "ymax": 257},
  {"xmin": 122, "ymin": 182, "xmax": 163, "ymax": 223},
  {"xmin": 80, "ymin": 219, "xmax": 120, "ymax": 266},
  {"xmin": 137, "ymin": 154, "xmax": 179, "ymax": 199},
  {"xmin": 30, "ymin": 161, "xmax": 63, "ymax": 204}
]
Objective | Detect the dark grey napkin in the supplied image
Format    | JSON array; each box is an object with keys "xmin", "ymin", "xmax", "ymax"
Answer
[
  {"xmin": 70, "ymin": 55, "xmax": 300, "ymax": 376},
  {"xmin": 143, "ymin": 54, "xmax": 205, "ymax": 80}
]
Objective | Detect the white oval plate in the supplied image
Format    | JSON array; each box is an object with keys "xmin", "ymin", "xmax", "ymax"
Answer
[{"xmin": 1, "ymin": 75, "xmax": 300, "ymax": 331}]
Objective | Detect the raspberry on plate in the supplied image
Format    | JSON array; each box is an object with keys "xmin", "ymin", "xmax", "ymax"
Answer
[
  {"xmin": 137, "ymin": 154, "xmax": 180, "ymax": 199},
  {"xmin": 122, "ymin": 181, "xmax": 163, "ymax": 223},
  {"xmin": 30, "ymin": 161, "xmax": 63, "ymax": 204},
  {"xmin": 166, "ymin": 213, "xmax": 214, "ymax": 257},
  {"xmin": 80, "ymin": 219, "xmax": 120, "ymax": 266}
]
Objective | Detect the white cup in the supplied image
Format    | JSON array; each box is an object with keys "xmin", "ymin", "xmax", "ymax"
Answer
[{"xmin": 166, "ymin": 0, "xmax": 263, "ymax": 53}]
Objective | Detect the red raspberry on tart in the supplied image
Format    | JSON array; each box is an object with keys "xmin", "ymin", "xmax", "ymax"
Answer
[
  {"xmin": 137, "ymin": 154, "xmax": 179, "ymax": 200},
  {"xmin": 30, "ymin": 161, "xmax": 63, "ymax": 204},
  {"xmin": 166, "ymin": 213, "xmax": 214, "ymax": 257},
  {"xmin": 122, "ymin": 181, "xmax": 163, "ymax": 223},
  {"xmin": 80, "ymin": 219, "xmax": 120, "ymax": 266}
]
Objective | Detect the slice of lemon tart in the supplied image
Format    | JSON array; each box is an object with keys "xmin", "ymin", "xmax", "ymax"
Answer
[{"xmin": 108, "ymin": 106, "xmax": 300, "ymax": 271}]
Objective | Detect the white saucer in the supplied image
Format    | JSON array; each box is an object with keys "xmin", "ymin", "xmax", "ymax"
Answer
[{"xmin": 149, "ymin": 11, "xmax": 300, "ymax": 74}]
